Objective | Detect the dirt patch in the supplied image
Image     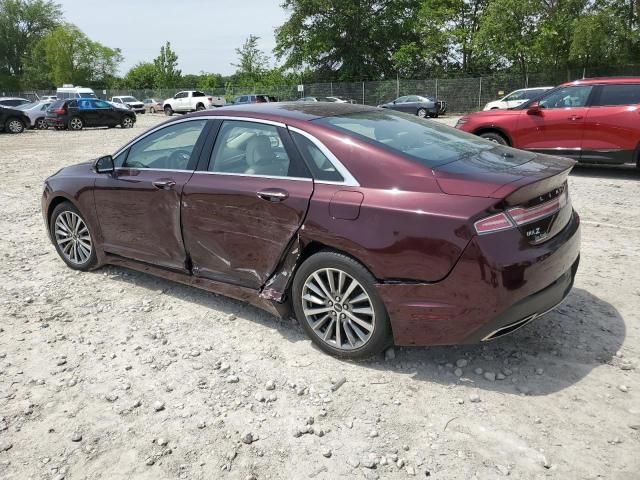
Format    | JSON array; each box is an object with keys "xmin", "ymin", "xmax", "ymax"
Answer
[{"xmin": 0, "ymin": 114, "xmax": 639, "ymax": 479}]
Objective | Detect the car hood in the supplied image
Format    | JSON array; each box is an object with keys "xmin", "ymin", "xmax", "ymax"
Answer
[
  {"xmin": 51, "ymin": 161, "xmax": 93, "ymax": 178},
  {"xmin": 433, "ymin": 147, "xmax": 575, "ymax": 198}
]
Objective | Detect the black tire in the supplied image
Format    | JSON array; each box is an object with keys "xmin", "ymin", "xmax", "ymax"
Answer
[
  {"xmin": 164, "ymin": 105, "xmax": 173, "ymax": 116},
  {"xmin": 35, "ymin": 117, "xmax": 48, "ymax": 130},
  {"xmin": 291, "ymin": 251, "xmax": 392, "ymax": 359},
  {"xmin": 120, "ymin": 116, "xmax": 135, "ymax": 129},
  {"xmin": 196, "ymin": 103, "xmax": 206, "ymax": 111},
  {"xmin": 428, "ymin": 111, "xmax": 439, "ymax": 118},
  {"xmin": 5, "ymin": 117, "xmax": 25, "ymax": 134},
  {"xmin": 479, "ymin": 131, "xmax": 508, "ymax": 145},
  {"xmin": 417, "ymin": 108, "xmax": 427, "ymax": 118},
  {"xmin": 68, "ymin": 116, "xmax": 83, "ymax": 131},
  {"xmin": 49, "ymin": 201, "xmax": 97, "ymax": 271},
  {"xmin": 150, "ymin": 107, "xmax": 156, "ymax": 114}
]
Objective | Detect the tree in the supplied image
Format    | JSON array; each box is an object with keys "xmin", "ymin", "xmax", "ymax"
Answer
[
  {"xmin": 153, "ymin": 41, "xmax": 181, "ymax": 88},
  {"xmin": 275, "ymin": 0, "xmax": 422, "ymax": 80},
  {"xmin": 232, "ymin": 34, "xmax": 269, "ymax": 83},
  {"xmin": 124, "ymin": 62, "xmax": 157, "ymax": 89},
  {"xmin": 22, "ymin": 23, "xmax": 122, "ymax": 87},
  {"xmin": 0, "ymin": 0, "xmax": 62, "ymax": 89}
]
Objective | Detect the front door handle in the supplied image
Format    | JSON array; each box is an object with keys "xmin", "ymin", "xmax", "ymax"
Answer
[
  {"xmin": 152, "ymin": 179, "xmax": 176, "ymax": 190},
  {"xmin": 257, "ymin": 188, "xmax": 289, "ymax": 202}
]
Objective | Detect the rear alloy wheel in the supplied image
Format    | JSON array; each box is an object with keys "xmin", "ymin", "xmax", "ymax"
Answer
[
  {"xmin": 417, "ymin": 108, "xmax": 427, "ymax": 118},
  {"xmin": 121, "ymin": 116, "xmax": 134, "ymax": 128},
  {"xmin": 68, "ymin": 116, "xmax": 83, "ymax": 131},
  {"xmin": 6, "ymin": 118, "xmax": 25, "ymax": 134},
  {"xmin": 164, "ymin": 105, "xmax": 173, "ymax": 116},
  {"xmin": 150, "ymin": 107, "xmax": 156, "ymax": 114},
  {"xmin": 480, "ymin": 131, "xmax": 508, "ymax": 145},
  {"xmin": 35, "ymin": 117, "xmax": 48, "ymax": 130},
  {"xmin": 50, "ymin": 202, "xmax": 97, "ymax": 271},
  {"xmin": 292, "ymin": 251, "xmax": 392, "ymax": 359}
]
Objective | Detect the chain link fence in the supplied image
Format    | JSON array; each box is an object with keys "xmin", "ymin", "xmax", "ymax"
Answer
[{"xmin": 6, "ymin": 66, "xmax": 640, "ymax": 114}]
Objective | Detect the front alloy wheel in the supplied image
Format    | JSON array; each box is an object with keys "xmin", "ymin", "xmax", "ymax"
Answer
[
  {"xmin": 50, "ymin": 202, "xmax": 97, "ymax": 270},
  {"xmin": 6, "ymin": 118, "xmax": 24, "ymax": 134},
  {"xmin": 292, "ymin": 251, "xmax": 392, "ymax": 359},
  {"xmin": 417, "ymin": 108, "xmax": 427, "ymax": 118},
  {"xmin": 121, "ymin": 116, "xmax": 134, "ymax": 128}
]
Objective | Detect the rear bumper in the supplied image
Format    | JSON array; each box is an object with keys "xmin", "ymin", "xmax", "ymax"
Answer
[
  {"xmin": 377, "ymin": 209, "xmax": 581, "ymax": 346},
  {"xmin": 45, "ymin": 117, "xmax": 66, "ymax": 126}
]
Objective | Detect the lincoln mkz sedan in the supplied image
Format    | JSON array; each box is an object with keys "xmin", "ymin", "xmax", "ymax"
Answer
[{"xmin": 42, "ymin": 103, "xmax": 580, "ymax": 358}]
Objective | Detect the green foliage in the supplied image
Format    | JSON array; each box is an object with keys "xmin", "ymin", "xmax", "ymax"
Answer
[
  {"xmin": 153, "ymin": 41, "xmax": 182, "ymax": 88},
  {"xmin": 124, "ymin": 62, "xmax": 157, "ymax": 89},
  {"xmin": 0, "ymin": 0, "xmax": 62, "ymax": 89},
  {"xmin": 22, "ymin": 23, "xmax": 122, "ymax": 88},
  {"xmin": 232, "ymin": 35, "xmax": 270, "ymax": 84}
]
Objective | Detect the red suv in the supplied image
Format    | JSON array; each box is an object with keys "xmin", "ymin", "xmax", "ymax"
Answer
[{"xmin": 456, "ymin": 77, "xmax": 640, "ymax": 166}]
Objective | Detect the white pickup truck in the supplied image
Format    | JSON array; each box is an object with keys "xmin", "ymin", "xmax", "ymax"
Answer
[{"xmin": 162, "ymin": 91, "xmax": 225, "ymax": 115}]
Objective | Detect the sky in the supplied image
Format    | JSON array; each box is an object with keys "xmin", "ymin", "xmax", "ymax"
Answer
[{"xmin": 57, "ymin": 0, "xmax": 289, "ymax": 76}]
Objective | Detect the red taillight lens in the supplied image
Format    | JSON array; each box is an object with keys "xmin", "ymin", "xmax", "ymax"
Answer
[
  {"xmin": 54, "ymin": 108, "xmax": 65, "ymax": 115},
  {"xmin": 507, "ymin": 190, "xmax": 566, "ymax": 226},
  {"xmin": 207, "ymin": 97, "xmax": 213, "ymax": 102},
  {"xmin": 474, "ymin": 213, "xmax": 514, "ymax": 235}
]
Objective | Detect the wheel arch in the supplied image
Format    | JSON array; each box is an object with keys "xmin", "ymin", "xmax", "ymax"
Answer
[{"xmin": 472, "ymin": 126, "xmax": 512, "ymax": 146}]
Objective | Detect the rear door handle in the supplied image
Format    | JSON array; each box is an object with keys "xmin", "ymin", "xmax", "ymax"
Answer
[
  {"xmin": 257, "ymin": 188, "xmax": 289, "ymax": 202},
  {"xmin": 152, "ymin": 179, "xmax": 176, "ymax": 190}
]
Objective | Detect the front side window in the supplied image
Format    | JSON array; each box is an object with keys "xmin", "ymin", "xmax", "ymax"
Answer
[
  {"xmin": 175, "ymin": 92, "xmax": 187, "ymax": 99},
  {"xmin": 538, "ymin": 86, "xmax": 593, "ymax": 109},
  {"xmin": 93, "ymin": 100, "xmax": 111, "ymax": 109},
  {"xmin": 315, "ymin": 110, "xmax": 495, "ymax": 168},
  {"xmin": 503, "ymin": 90, "xmax": 525, "ymax": 101},
  {"xmin": 394, "ymin": 96, "xmax": 407, "ymax": 103},
  {"xmin": 124, "ymin": 120, "xmax": 207, "ymax": 170},
  {"xmin": 209, "ymin": 120, "xmax": 304, "ymax": 178},
  {"xmin": 595, "ymin": 84, "xmax": 640, "ymax": 106}
]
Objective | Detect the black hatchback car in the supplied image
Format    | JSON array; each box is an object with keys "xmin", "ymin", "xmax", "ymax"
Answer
[
  {"xmin": 46, "ymin": 98, "xmax": 136, "ymax": 130},
  {"xmin": 0, "ymin": 105, "xmax": 30, "ymax": 134}
]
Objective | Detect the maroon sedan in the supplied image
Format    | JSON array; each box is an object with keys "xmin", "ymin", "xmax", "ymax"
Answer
[{"xmin": 42, "ymin": 103, "xmax": 580, "ymax": 358}]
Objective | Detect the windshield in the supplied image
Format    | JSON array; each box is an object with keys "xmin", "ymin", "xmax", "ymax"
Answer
[
  {"xmin": 314, "ymin": 110, "xmax": 496, "ymax": 168},
  {"xmin": 121, "ymin": 96, "xmax": 137, "ymax": 102}
]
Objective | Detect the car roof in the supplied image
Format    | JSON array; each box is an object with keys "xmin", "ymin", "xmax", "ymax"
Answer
[
  {"xmin": 189, "ymin": 102, "xmax": 376, "ymax": 123},
  {"xmin": 561, "ymin": 77, "xmax": 640, "ymax": 86}
]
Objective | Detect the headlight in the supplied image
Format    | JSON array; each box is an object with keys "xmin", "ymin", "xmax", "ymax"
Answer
[{"xmin": 455, "ymin": 117, "xmax": 468, "ymax": 128}]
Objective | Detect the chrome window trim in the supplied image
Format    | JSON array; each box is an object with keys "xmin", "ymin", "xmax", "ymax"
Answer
[
  {"xmin": 112, "ymin": 116, "xmax": 286, "ymax": 158},
  {"xmin": 115, "ymin": 167, "xmax": 194, "ymax": 173},
  {"xmin": 287, "ymin": 126, "xmax": 360, "ymax": 187},
  {"xmin": 193, "ymin": 171, "xmax": 312, "ymax": 182}
]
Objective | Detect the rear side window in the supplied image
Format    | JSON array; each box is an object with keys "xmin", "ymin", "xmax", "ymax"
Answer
[
  {"xmin": 291, "ymin": 132, "xmax": 343, "ymax": 182},
  {"xmin": 49, "ymin": 100, "xmax": 65, "ymax": 111},
  {"xmin": 595, "ymin": 84, "xmax": 640, "ymax": 106},
  {"xmin": 193, "ymin": 91, "xmax": 205, "ymax": 97}
]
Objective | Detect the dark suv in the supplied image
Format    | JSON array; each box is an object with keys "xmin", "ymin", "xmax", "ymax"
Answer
[
  {"xmin": 0, "ymin": 105, "xmax": 30, "ymax": 134},
  {"xmin": 46, "ymin": 98, "xmax": 136, "ymax": 131},
  {"xmin": 232, "ymin": 94, "xmax": 277, "ymax": 104}
]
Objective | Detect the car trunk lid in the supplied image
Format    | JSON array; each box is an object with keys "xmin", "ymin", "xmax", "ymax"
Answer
[{"xmin": 433, "ymin": 147, "xmax": 576, "ymax": 244}]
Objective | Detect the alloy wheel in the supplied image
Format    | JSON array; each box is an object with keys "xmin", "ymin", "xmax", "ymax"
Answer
[
  {"xmin": 36, "ymin": 118, "xmax": 47, "ymax": 129},
  {"xmin": 417, "ymin": 108, "xmax": 427, "ymax": 118},
  {"xmin": 54, "ymin": 211, "xmax": 92, "ymax": 265},
  {"xmin": 69, "ymin": 117, "xmax": 83, "ymax": 130},
  {"xmin": 301, "ymin": 268, "xmax": 375, "ymax": 350},
  {"xmin": 122, "ymin": 117, "xmax": 134, "ymax": 128},
  {"xmin": 8, "ymin": 119, "xmax": 23, "ymax": 133}
]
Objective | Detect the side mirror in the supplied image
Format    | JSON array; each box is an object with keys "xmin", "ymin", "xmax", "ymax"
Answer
[
  {"xmin": 94, "ymin": 155, "xmax": 114, "ymax": 173},
  {"xmin": 527, "ymin": 102, "xmax": 542, "ymax": 115}
]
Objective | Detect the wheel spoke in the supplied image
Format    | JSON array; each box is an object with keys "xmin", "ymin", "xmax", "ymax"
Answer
[
  {"xmin": 335, "ymin": 317, "xmax": 342, "ymax": 347},
  {"xmin": 323, "ymin": 318, "xmax": 336, "ymax": 342},
  {"xmin": 345, "ymin": 310, "xmax": 374, "ymax": 332},
  {"xmin": 326, "ymin": 269, "xmax": 336, "ymax": 295},
  {"xmin": 303, "ymin": 293, "xmax": 325, "ymax": 305},
  {"xmin": 311, "ymin": 314, "xmax": 331, "ymax": 331},
  {"xmin": 349, "ymin": 292, "xmax": 369, "ymax": 304},
  {"xmin": 54, "ymin": 211, "xmax": 91, "ymax": 265},
  {"xmin": 352, "ymin": 306, "xmax": 374, "ymax": 316},
  {"xmin": 343, "ymin": 322, "xmax": 357, "ymax": 347},
  {"xmin": 303, "ymin": 306, "xmax": 332, "ymax": 316},
  {"xmin": 342, "ymin": 278, "xmax": 359, "ymax": 302},
  {"xmin": 312, "ymin": 273, "xmax": 333, "ymax": 300}
]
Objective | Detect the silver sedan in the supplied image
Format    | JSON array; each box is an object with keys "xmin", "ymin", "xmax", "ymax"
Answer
[{"xmin": 16, "ymin": 101, "xmax": 53, "ymax": 129}]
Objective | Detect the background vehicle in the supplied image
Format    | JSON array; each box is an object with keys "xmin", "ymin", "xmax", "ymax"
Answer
[
  {"xmin": 42, "ymin": 103, "xmax": 579, "ymax": 359},
  {"xmin": 40, "ymin": 95, "xmax": 57, "ymax": 102},
  {"xmin": 111, "ymin": 96, "xmax": 145, "ymax": 113},
  {"xmin": 297, "ymin": 96, "xmax": 355, "ymax": 103},
  {"xmin": 143, "ymin": 98, "xmax": 163, "ymax": 113},
  {"xmin": 46, "ymin": 98, "xmax": 136, "ymax": 130},
  {"xmin": 0, "ymin": 97, "xmax": 30, "ymax": 107},
  {"xmin": 16, "ymin": 101, "xmax": 53, "ymax": 129},
  {"xmin": 56, "ymin": 85, "xmax": 97, "ymax": 100},
  {"xmin": 457, "ymin": 77, "xmax": 640, "ymax": 166},
  {"xmin": 379, "ymin": 95, "xmax": 444, "ymax": 118},
  {"xmin": 0, "ymin": 105, "xmax": 29, "ymax": 133},
  {"xmin": 232, "ymin": 94, "xmax": 277, "ymax": 104},
  {"xmin": 483, "ymin": 87, "xmax": 553, "ymax": 110},
  {"xmin": 162, "ymin": 91, "xmax": 216, "ymax": 115}
]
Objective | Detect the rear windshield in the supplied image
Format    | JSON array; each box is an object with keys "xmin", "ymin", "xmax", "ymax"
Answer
[{"xmin": 313, "ymin": 110, "xmax": 495, "ymax": 168}]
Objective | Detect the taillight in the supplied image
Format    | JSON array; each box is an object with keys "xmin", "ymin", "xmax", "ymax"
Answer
[
  {"xmin": 474, "ymin": 213, "xmax": 514, "ymax": 235},
  {"xmin": 507, "ymin": 190, "xmax": 567, "ymax": 226},
  {"xmin": 53, "ymin": 108, "xmax": 65, "ymax": 115},
  {"xmin": 207, "ymin": 97, "xmax": 213, "ymax": 102}
]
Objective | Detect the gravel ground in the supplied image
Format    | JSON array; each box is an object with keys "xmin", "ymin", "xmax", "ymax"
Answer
[{"xmin": 1, "ymin": 113, "xmax": 639, "ymax": 480}]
